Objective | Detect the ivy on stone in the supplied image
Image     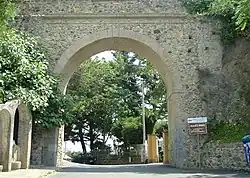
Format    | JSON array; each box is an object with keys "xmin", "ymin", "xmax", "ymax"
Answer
[
  {"xmin": 181, "ymin": 0, "xmax": 250, "ymax": 44},
  {"xmin": 0, "ymin": 0, "xmax": 16, "ymax": 35}
]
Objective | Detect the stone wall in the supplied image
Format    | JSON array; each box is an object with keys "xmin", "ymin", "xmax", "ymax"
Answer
[
  {"xmin": 30, "ymin": 127, "xmax": 44, "ymax": 165},
  {"xmin": 19, "ymin": 0, "xmax": 186, "ymax": 15},
  {"xmin": 197, "ymin": 38, "xmax": 250, "ymax": 124},
  {"xmin": 195, "ymin": 39, "xmax": 250, "ymax": 171},
  {"xmin": 202, "ymin": 141, "xmax": 249, "ymax": 171},
  {"xmin": 31, "ymin": 127, "xmax": 59, "ymax": 166},
  {"xmin": 19, "ymin": 0, "xmax": 224, "ymax": 169}
]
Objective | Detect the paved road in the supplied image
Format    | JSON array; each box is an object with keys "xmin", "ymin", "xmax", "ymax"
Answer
[{"xmin": 49, "ymin": 162, "xmax": 250, "ymax": 178}]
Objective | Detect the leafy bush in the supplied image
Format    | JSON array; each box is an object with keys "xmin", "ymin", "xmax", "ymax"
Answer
[
  {"xmin": 0, "ymin": 30, "xmax": 74, "ymax": 129},
  {"xmin": 70, "ymin": 152, "xmax": 96, "ymax": 164},
  {"xmin": 0, "ymin": 30, "xmax": 56, "ymax": 110},
  {"xmin": 181, "ymin": 0, "xmax": 250, "ymax": 44},
  {"xmin": 208, "ymin": 121, "xmax": 249, "ymax": 142},
  {"xmin": 153, "ymin": 119, "xmax": 168, "ymax": 138}
]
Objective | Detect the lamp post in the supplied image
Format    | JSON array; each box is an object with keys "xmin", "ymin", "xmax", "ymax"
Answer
[
  {"xmin": 117, "ymin": 79, "xmax": 147, "ymax": 163},
  {"xmin": 141, "ymin": 82, "xmax": 147, "ymax": 163},
  {"xmin": 122, "ymin": 80, "xmax": 147, "ymax": 163}
]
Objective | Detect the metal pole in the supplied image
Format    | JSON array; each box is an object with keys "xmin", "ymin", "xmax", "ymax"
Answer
[
  {"xmin": 141, "ymin": 82, "xmax": 146, "ymax": 163},
  {"xmin": 198, "ymin": 134, "xmax": 201, "ymax": 169}
]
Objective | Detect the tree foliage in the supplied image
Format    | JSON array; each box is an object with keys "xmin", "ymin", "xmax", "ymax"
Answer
[
  {"xmin": 65, "ymin": 52, "xmax": 168, "ymax": 153},
  {"xmin": 153, "ymin": 119, "xmax": 168, "ymax": 138},
  {"xmin": 182, "ymin": 0, "xmax": 250, "ymax": 43},
  {"xmin": 110, "ymin": 52, "xmax": 167, "ymax": 145},
  {"xmin": 65, "ymin": 59, "xmax": 119, "ymax": 152},
  {"xmin": 0, "ymin": 1, "xmax": 73, "ymax": 129},
  {"xmin": 0, "ymin": 30, "xmax": 56, "ymax": 110},
  {"xmin": 0, "ymin": 29, "xmax": 74, "ymax": 128}
]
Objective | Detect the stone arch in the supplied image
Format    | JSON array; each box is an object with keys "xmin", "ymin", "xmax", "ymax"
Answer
[
  {"xmin": 54, "ymin": 28, "xmax": 182, "ymax": 95},
  {"xmin": 54, "ymin": 28, "xmax": 187, "ymax": 168},
  {"xmin": 0, "ymin": 100, "xmax": 32, "ymax": 171},
  {"xmin": 0, "ymin": 108, "xmax": 12, "ymax": 172}
]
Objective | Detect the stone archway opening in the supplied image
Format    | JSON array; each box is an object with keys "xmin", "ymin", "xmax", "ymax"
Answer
[
  {"xmin": 65, "ymin": 50, "xmax": 168, "ymax": 164},
  {"xmin": 53, "ymin": 29, "xmax": 188, "ymax": 168},
  {"xmin": 56, "ymin": 37, "xmax": 174, "ymax": 94}
]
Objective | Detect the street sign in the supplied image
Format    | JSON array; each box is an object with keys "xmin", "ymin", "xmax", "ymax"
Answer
[
  {"xmin": 187, "ymin": 117, "xmax": 208, "ymax": 135},
  {"xmin": 187, "ymin": 117, "xmax": 207, "ymax": 124}
]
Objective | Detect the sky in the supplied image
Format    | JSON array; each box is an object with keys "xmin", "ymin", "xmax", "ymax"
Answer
[
  {"xmin": 92, "ymin": 50, "xmax": 115, "ymax": 60},
  {"xmin": 65, "ymin": 50, "xmax": 115, "ymax": 153}
]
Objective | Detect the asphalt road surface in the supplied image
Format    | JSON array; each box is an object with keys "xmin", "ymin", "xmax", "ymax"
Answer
[{"xmin": 49, "ymin": 162, "xmax": 250, "ymax": 178}]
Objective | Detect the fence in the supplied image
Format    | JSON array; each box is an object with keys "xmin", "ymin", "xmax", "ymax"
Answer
[{"xmin": 92, "ymin": 150, "xmax": 142, "ymax": 165}]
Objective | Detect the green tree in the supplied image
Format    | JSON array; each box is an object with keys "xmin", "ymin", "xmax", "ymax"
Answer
[
  {"xmin": 110, "ymin": 52, "xmax": 167, "ymax": 143},
  {"xmin": 0, "ymin": 30, "xmax": 56, "ymax": 110},
  {"xmin": 153, "ymin": 119, "xmax": 168, "ymax": 138},
  {"xmin": 65, "ymin": 59, "xmax": 119, "ymax": 152},
  {"xmin": 182, "ymin": 0, "xmax": 250, "ymax": 43},
  {"xmin": 112, "ymin": 116, "xmax": 143, "ymax": 145},
  {"xmin": 0, "ymin": 29, "xmax": 74, "ymax": 128},
  {"xmin": 0, "ymin": 1, "xmax": 73, "ymax": 129},
  {"xmin": 65, "ymin": 52, "xmax": 168, "ymax": 152}
]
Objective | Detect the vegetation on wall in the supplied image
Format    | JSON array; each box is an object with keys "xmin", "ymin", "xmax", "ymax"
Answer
[
  {"xmin": 181, "ymin": 0, "xmax": 250, "ymax": 44},
  {"xmin": 208, "ymin": 121, "xmax": 248, "ymax": 143},
  {"xmin": 197, "ymin": 65, "xmax": 250, "ymax": 143},
  {"xmin": 0, "ymin": 0, "xmax": 16, "ymax": 34},
  {"xmin": 184, "ymin": 0, "xmax": 250, "ymax": 143},
  {"xmin": 183, "ymin": 0, "xmax": 250, "ymax": 142}
]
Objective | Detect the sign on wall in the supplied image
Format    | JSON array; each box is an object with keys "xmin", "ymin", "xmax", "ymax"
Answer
[
  {"xmin": 187, "ymin": 117, "xmax": 207, "ymax": 135},
  {"xmin": 187, "ymin": 117, "xmax": 207, "ymax": 124}
]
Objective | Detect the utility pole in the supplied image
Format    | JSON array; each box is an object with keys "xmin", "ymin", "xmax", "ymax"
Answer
[{"xmin": 141, "ymin": 82, "xmax": 146, "ymax": 163}]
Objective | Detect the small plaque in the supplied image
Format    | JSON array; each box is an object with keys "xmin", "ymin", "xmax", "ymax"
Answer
[
  {"xmin": 188, "ymin": 123, "xmax": 207, "ymax": 135},
  {"xmin": 187, "ymin": 117, "xmax": 208, "ymax": 135}
]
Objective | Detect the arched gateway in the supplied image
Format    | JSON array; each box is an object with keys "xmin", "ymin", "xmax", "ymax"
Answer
[
  {"xmin": 20, "ymin": 0, "xmax": 223, "ymax": 169},
  {"xmin": 55, "ymin": 28, "xmax": 184, "ymax": 166}
]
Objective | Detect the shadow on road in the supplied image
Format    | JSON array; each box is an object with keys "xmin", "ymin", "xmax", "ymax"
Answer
[{"xmin": 57, "ymin": 163, "xmax": 250, "ymax": 178}]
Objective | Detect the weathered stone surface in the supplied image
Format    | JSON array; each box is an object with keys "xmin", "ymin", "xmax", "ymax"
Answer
[
  {"xmin": 197, "ymin": 39, "xmax": 250, "ymax": 171},
  {"xmin": 19, "ymin": 0, "xmax": 186, "ymax": 15},
  {"xmin": 202, "ymin": 141, "xmax": 250, "ymax": 171},
  {"xmin": 11, "ymin": 161, "xmax": 22, "ymax": 171},
  {"xmin": 19, "ymin": 0, "xmax": 225, "ymax": 169},
  {"xmin": 196, "ymin": 38, "xmax": 250, "ymax": 126},
  {"xmin": 30, "ymin": 127, "xmax": 44, "ymax": 166},
  {"xmin": 31, "ymin": 126, "xmax": 64, "ymax": 167}
]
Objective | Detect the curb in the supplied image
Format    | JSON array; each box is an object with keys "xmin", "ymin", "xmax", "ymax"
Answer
[
  {"xmin": 38, "ymin": 170, "xmax": 56, "ymax": 178},
  {"xmin": 163, "ymin": 164, "xmax": 250, "ymax": 174}
]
